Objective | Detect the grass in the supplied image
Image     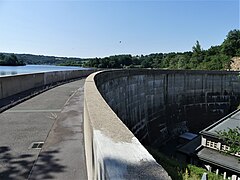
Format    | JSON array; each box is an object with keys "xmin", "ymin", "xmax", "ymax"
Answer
[{"xmin": 146, "ymin": 147, "xmax": 224, "ymax": 180}]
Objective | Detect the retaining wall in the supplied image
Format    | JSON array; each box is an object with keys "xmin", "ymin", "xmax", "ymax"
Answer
[{"xmin": 0, "ymin": 70, "xmax": 94, "ymax": 100}]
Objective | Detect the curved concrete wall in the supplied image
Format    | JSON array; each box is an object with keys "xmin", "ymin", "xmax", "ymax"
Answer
[
  {"xmin": 0, "ymin": 70, "xmax": 94, "ymax": 100},
  {"xmin": 84, "ymin": 69, "xmax": 240, "ymax": 179},
  {"xmin": 84, "ymin": 71, "xmax": 170, "ymax": 180},
  {"xmin": 95, "ymin": 70, "xmax": 240, "ymax": 146}
]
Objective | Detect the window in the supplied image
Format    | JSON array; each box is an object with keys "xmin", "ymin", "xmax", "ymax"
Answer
[
  {"xmin": 221, "ymin": 144, "xmax": 230, "ymax": 152},
  {"xmin": 235, "ymin": 152, "xmax": 240, "ymax": 157},
  {"xmin": 206, "ymin": 140, "xmax": 211, "ymax": 147},
  {"xmin": 206, "ymin": 140, "xmax": 218, "ymax": 150}
]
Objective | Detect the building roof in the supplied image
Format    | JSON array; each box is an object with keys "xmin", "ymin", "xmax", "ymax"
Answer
[
  {"xmin": 200, "ymin": 109, "xmax": 240, "ymax": 138},
  {"xmin": 197, "ymin": 148, "xmax": 240, "ymax": 174},
  {"xmin": 179, "ymin": 132, "xmax": 198, "ymax": 141},
  {"xmin": 178, "ymin": 136, "xmax": 201, "ymax": 155}
]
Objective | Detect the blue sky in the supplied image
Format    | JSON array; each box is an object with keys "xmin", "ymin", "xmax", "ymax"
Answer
[{"xmin": 0, "ymin": 0, "xmax": 239, "ymax": 58}]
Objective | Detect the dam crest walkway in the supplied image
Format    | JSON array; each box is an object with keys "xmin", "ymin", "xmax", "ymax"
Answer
[{"xmin": 0, "ymin": 79, "xmax": 87, "ymax": 180}]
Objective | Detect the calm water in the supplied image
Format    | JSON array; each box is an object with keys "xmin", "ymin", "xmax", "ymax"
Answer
[{"xmin": 0, "ymin": 65, "xmax": 89, "ymax": 77}]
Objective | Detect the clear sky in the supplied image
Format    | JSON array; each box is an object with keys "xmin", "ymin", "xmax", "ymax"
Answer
[{"xmin": 0, "ymin": 0, "xmax": 239, "ymax": 58}]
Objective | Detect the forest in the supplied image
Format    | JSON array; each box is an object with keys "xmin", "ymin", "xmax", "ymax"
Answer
[
  {"xmin": 85, "ymin": 29, "xmax": 240, "ymax": 70},
  {"xmin": 0, "ymin": 54, "xmax": 25, "ymax": 66},
  {"xmin": 15, "ymin": 54, "xmax": 83, "ymax": 66},
  {"xmin": 1, "ymin": 29, "xmax": 239, "ymax": 70}
]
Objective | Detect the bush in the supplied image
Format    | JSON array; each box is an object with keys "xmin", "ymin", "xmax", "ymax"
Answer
[{"xmin": 146, "ymin": 147, "xmax": 224, "ymax": 180}]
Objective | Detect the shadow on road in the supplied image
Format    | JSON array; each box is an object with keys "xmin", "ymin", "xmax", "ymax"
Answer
[{"xmin": 0, "ymin": 146, "xmax": 66, "ymax": 180}]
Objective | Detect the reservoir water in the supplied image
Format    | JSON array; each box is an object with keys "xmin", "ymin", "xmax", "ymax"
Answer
[{"xmin": 0, "ymin": 65, "xmax": 89, "ymax": 77}]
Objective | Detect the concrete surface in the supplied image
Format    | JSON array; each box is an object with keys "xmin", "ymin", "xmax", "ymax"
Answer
[
  {"xmin": 84, "ymin": 69, "xmax": 240, "ymax": 180},
  {"xmin": 0, "ymin": 79, "xmax": 86, "ymax": 180},
  {"xmin": 84, "ymin": 72, "xmax": 171, "ymax": 180},
  {"xmin": 95, "ymin": 70, "xmax": 240, "ymax": 145},
  {"xmin": 0, "ymin": 70, "xmax": 93, "ymax": 100},
  {"xmin": 29, "ymin": 79, "xmax": 87, "ymax": 179}
]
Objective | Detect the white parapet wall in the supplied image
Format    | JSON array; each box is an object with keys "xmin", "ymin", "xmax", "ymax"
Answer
[
  {"xmin": 0, "ymin": 70, "xmax": 94, "ymax": 100},
  {"xmin": 84, "ymin": 71, "xmax": 171, "ymax": 180}
]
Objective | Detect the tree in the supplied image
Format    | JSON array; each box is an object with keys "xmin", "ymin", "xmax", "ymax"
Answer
[
  {"xmin": 192, "ymin": 40, "xmax": 202, "ymax": 54},
  {"xmin": 200, "ymin": 54, "xmax": 230, "ymax": 70},
  {"xmin": 216, "ymin": 127, "xmax": 240, "ymax": 156},
  {"xmin": 0, "ymin": 54, "xmax": 25, "ymax": 66},
  {"xmin": 191, "ymin": 40, "xmax": 204, "ymax": 64},
  {"xmin": 78, "ymin": 29, "xmax": 239, "ymax": 70},
  {"xmin": 206, "ymin": 45, "xmax": 221, "ymax": 56},
  {"xmin": 141, "ymin": 57, "xmax": 153, "ymax": 68},
  {"xmin": 0, "ymin": 53, "xmax": 4, "ymax": 60},
  {"xmin": 177, "ymin": 55, "xmax": 188, "ymax": 69},
  {"xmin": 221, "ymin": 29, "xmax": 240, "ymax": 57}
]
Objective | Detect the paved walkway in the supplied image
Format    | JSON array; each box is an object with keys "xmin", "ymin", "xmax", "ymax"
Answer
[{"xmin": 0, "ymin": 79, "xmax": 87, "ymax": 180}]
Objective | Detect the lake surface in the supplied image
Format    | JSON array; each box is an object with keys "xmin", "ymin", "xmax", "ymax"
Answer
[{"xmin": 0, "ymin": 65, "xmax": 89, "ymax": 77}]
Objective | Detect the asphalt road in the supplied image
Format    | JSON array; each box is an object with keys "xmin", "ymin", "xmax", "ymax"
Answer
[{"xmin": 0, "ymin": 79, "xmax": 86, "ymax": 180}]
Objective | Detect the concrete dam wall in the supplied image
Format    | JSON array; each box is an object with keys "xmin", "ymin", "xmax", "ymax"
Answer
[
  {"xmin": 84, "ymin": 71, "xmax": 171, "ymax": 179},
  {"xmin": 95, "ymin": 70, "xmax": 240, "ymax": 146}
]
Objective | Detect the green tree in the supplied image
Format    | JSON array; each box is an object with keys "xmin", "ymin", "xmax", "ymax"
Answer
[
  {"xmin": 141, "ymin": 57, "xmax": 153, "ymax": 68},
  {"xmin": 177, "ymin": 55, "xmax": 188, "ymax": 69},
  {"xmin": 206, "ymin": 45, "xmax": 221, "ymax": 56},
  {"xmin": 221, "ymin": 29, "xmax": 240, "ymax": 57},
  {"xmin": 81, "ymin": 29, "xmax": 239, "ymax": 70},
  {"xmin": 200, "ymin": 54, "xmax": 230, "ymax": 70},
  {"xmin": 0, "ymin": 53, "xmax": 4, "ymax": 60},
  {"xmin": 0, "ymin": 54, "xmax": 25, "ymax": 66},
  {"xmin": 216, "ymin": 127, "xmax": 240, "ymax": 156},
  {"xmin": 192, "ymin": 40, "xmax": 202, "ymax": 54},
  {"xmin": 191, "ymin": 40, "xmax": 204, "ymax": 64}
]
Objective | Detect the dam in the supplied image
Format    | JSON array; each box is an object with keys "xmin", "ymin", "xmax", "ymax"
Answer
[
  {"xmin": 85, "ymin": 69, "xmax": 240, "ymax": 179},
  {"xmin": 1, "ymin": 69, "xmax": 240, "ymax": 179},
  {"xmin": 94, "ymin": 70, "xmax": 240, "ymax": 145}
]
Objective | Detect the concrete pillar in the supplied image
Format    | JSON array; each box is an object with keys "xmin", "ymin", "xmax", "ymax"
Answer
[
  {"xmin": 216, "ymin": 169, "xmax": 219, "ymax": 175},
  {"xmin": 223, "ymin": 172, "xmax": 227, "ymax": 179},
  {"xmin": 208, "ymin": 166, "xmax": 212, "ymax": 172},
  {"xmin": 205, "ymin": 165, "xmax": 211, "ymax": 171},
  {"xmin": 202, "ymin": 137, "xmax": 207, "ymax": 146},
  {"xmin": 232, "ymin": 175, "xmax": 237, "ymax": 180},
  {"xmin": 201, "ymin": 172, "xmax": 208, "ymax": 180}
]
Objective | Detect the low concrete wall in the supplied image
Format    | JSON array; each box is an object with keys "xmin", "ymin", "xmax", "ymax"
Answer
[
  {"xmin": 0, "ymin": 70, "xmax": 94, "ymax": 100},
  {"xmin": 84, "ymin": 71, "xmax": 171, "ymax": 180}
]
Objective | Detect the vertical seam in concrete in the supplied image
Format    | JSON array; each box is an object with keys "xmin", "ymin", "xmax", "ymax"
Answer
[
  {"xmin": 0, "ymin": 81, "xmax": 3, "ymax": 99},
  {"xmin": 43, "ymin": 73, "xmax": 47, "ymax": 85}
]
